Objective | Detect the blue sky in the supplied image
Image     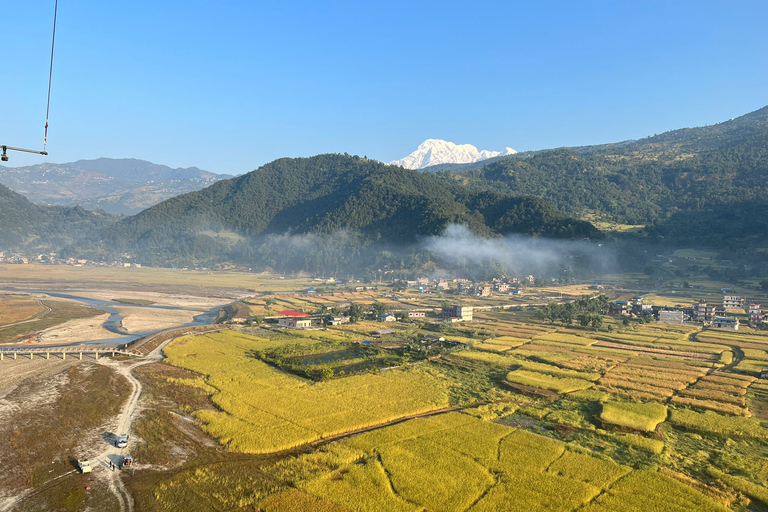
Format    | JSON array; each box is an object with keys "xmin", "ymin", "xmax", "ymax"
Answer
[{"xmin": 2, "ymin": 1, "xmax": 766, "ymax": 174}]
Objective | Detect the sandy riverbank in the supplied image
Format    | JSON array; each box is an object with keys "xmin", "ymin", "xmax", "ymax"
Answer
[
  {"xmin": 118, "ymin": 307, "xmax": 197, "ymax": 333},
  {"xmin": 35, "ymin": 313, "xmax": 121, "ymax": 345}
]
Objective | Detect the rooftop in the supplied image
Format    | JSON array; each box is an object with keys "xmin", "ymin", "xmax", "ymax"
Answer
[{"xmin": 278, "ymin": 310, "xmax": 311, "ymax": 317}]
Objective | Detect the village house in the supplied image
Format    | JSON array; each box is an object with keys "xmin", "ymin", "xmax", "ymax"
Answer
[
  {"xmin": 441, "ymin": 305, "xmax": 473, "ymax": 322},
  {"xmin": 658, "ymin": 310, "xmax": 684, "ymax": 324},
  {"xmin": 378, "ymin": 314, "xmax": 397, "ymax": 322},
  {"xmin": 723, "ymin": 295, "xmax": 746, "ymax": 309},
  {"xmin": 494, "ymin": 282, "xmax": 509, "ymax": 293},
  {"xmin": 749, "ymin": 304, "xmax": 768, "ymax": 327},
  {"xmin": 457, "ymin": 282, "xmax": 474, "ymax": 294},
  {"xmin": 277, "ymin": 310, "xmax": 313, "ymax": 328},
  {"xmin": 694, "ymin": 302, "xmax": 718, "ymax": 323},
  {"xmin": 476, "ymin": 285, "xmax": 492, "ymax": 297},
  {"xmin": 712, "ymin": 317, "xmax": 740, "ymax": 330},
  {"xmin": 328, "ymin": 316, "xmax": 350, "ymax": 326},
  {"xmin": 278, "ymin": 317, "xmax": 313, "ymax": 328},
  {"xmin": 435, "ymin": 280, "xmax": 450, "ymax": 290},
  {"xmin": 610, "ymin": 301, "xmax": 632, "ymax": 316},
  {"xmin": 407, "ymin": 311, "xmax": 426, "ymax": 319}
]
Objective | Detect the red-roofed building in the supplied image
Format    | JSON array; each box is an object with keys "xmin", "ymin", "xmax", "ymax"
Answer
[{"xmin": 277, "ymin": 310, "xmax": 313, "ymax": 328}]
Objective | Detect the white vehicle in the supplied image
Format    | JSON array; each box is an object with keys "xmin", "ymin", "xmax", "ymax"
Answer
[
  {"xmin": 115, "ymin": 434, "xmax": 129, "ymax": 448},
  {"xmin": 78, "ymin": 459, "xmax": 92, "ymax": 474}
]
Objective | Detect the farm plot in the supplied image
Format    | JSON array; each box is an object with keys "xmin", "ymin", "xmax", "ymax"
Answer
[
  {"xmin": 668, "ymin": 408, "xmax": 768, "ymax": 438},
  {"xmin": 164, "ymin": 331, "xmax": 452, "ymax": 453},
  {"xmin": 675, "ymin": 372, "xmax": 753, "ymax": 413},
  {"xmin": 474, "ymin": 335, "xmax": 530, "ymax": 352},
  {"xmin": 581, "ymin": 470, "xmax": 728, "ymax": 512},
  {"xmin": 669, "ymin": 371, "xmax": 756, "ymax": 416},
  {"xmin": 280, "ymin": 413, "xmax": 724, "ymax": 512},
  {"xmin": 599, "ymin": 401, "xmax": 668, "ymax": 431},
  {"xmin": 506, "ymin": 370, "xmax": 595, "ymax": 394},
  {"xmin": 598, "ymin": 357, "xmax": 707, "ymax": 402},
  {"xmin": 534, "ymin": 332, "xmax": 600, "ymax": 346}
]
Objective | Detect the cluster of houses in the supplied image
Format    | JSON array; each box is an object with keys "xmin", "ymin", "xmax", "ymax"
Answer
[
  {"xmin": 266, "ymin": 303, "xmax": 474, "ymax": 331},
  {"xmin": 610, "ymin": 294, "xmax": 762, "ymax": 331},
  {"xmin": 0, "ymin": 251, "xmax": 142, "ymax": 269},
  {"xmin": 395, "ymin": 276, "xmax": 525, "ymax": 297}
]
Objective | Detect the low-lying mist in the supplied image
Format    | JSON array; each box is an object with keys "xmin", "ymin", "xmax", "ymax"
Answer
[
  {"xmin": 235, "ymin": 224, "xmax": 617, "ymax": 280},
  {"xmin": 420, "ymin": 224, "xmax": 617, "ymax": 278}
]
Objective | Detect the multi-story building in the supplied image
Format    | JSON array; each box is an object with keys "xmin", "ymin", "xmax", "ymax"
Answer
[
  {"xmin": 750, "ymin": 304, "xmax": 767, "ymax": 327},
  {"xmin": 494, "ymin": 283, "xmax": 509, "ymax": 293},
  {"xmin": 658, "ymin": 310, "xmax": 684, "ymax": 324},
  {"xmin": 723, "ymin": 296, "xmax": 746, "ymax": 309},
  {"xmin": 476, "ymin": 285, "xmax": 492, "ymax": 297},
  {"xmin": 441, "ymin": 305, "xmax": 473, "ymax": 322},
  {"xmin": 694, "ymin": 302, "xmax": 718, "ymax": 323}
]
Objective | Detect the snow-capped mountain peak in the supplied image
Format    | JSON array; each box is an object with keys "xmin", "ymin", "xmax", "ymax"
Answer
[{"xmin": 390, "ymin": 139, "xmax": 517, "ymax": 169}]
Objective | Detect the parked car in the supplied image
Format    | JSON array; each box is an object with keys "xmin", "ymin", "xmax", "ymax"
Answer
[{"xmin": 78, "ymin": 459, "xmax": 92, "ymax": 474}]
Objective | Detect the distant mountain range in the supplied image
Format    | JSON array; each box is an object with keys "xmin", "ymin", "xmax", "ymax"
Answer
[
  {"xmin": 0, "ymin": 158, "xmax": 233, "ymax": 215},
  {"xmin": 3, "ymin": 105, "xmax": 767, "ymax": 268},
  {"xmin": 390, "ymin": 139, "xmax": 517, "ymax": 169}
]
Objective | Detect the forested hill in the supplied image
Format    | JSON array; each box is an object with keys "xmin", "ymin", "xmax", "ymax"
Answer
[
  {"xmin": 66, "ymin": 154, "xmax": 600, "ymax": 267},
  {"xmin": 0, "ymin": 183, "xmax": 114, "ymax": 251},
  {"xmin": 435, "ymin": 105, "xmax": 768, "ymax": 242}
]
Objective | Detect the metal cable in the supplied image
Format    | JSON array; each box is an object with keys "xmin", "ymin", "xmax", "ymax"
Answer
[{"xmin": 44, "ymin": 0, "xmax": 58, "ymax": 152}]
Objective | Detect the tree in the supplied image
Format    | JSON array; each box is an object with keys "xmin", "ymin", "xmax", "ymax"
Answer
[
  {"xmin": 590, "ymin": 315, "xmax": 603, "ymax": 329},
  {"xmin": 371, "ymin": 302, "xmax": 388, "ymax": 317},
  {"xmin": 347, "ymin": 303, "xmax": 365, "ymax": 323}
]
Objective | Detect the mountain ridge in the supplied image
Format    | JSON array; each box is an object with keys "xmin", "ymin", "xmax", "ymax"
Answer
[
  {"xmin": 65, "ymin": 154, "xmax": 600, "ymax": 269},
  {"xmin": 0, "ymin": 158, "xmax": 233, "ymax": 214}
]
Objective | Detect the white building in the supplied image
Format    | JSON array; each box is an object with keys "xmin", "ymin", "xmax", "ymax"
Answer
[{"xmin": 658, "ymin": 310, "xmax": 684, "ymax": 324}]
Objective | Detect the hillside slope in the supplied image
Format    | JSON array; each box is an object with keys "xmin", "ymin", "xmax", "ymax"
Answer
[
  {"xmin": 0, "ymin": 183, "xmax": 114, "ymax": 251},
  {"xmin": 67, "ymin": 154, "xmax": 600, "ymax": 267},
  {"xmin": 433, "ymin": 105, "xmax": 768, "ymax": 241}
]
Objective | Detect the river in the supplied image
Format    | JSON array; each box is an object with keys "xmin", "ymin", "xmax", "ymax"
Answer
[{"xmin": 0, "ymin": 289, "xmax": 221, "ymax": 350}]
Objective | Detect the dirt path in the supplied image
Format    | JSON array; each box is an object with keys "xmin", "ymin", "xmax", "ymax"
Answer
[{"xmin": 93, "ymin": 336, "xmax": 178, "ymax": 512}]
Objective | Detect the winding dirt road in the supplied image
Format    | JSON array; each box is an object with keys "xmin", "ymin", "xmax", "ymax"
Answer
[
  {"xmin": 0, "ymin": 326, "xmax": 206, "ymax": 512},
  {"xmin": 93, "ymin": 335, "xmax": 180, "ymax": 512}
]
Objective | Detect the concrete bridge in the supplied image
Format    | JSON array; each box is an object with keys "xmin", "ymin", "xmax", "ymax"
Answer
[{"xmin": 0, "ymin": 346, "xmax": 140, "ymax": 361}]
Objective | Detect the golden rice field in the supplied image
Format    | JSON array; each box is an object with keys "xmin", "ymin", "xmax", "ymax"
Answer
[
  {"xmin": 164, "ymin": 331, "xmax": 453, "ymax": 453},
  {"xmin": 259, "ymin": 413, "xmax": 728, "ymax": 512},
  {"xmin": 599, "ymin": 401, "xmax": 669, "ymax": 431}
]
